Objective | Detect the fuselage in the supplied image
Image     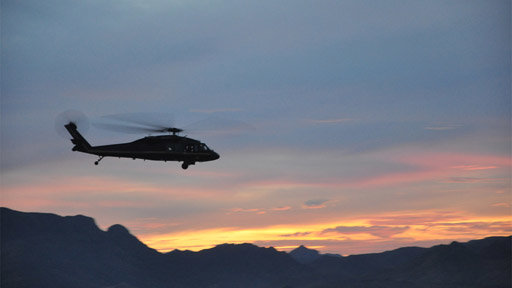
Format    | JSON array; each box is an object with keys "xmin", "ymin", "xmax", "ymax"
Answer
[{"xmin": 82, "ymin": 135, "xmax": 219, "ymax": 163}]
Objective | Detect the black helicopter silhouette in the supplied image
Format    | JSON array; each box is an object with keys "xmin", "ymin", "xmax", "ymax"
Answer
[{"xmin": 63, "ymin": 116, "xmax": 220, "ymax": 169}]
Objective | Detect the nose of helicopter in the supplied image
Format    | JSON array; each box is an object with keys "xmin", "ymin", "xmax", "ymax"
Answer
[{"xmin": 211, "ymin": 151, "xmax": 220, "ymax": 160}]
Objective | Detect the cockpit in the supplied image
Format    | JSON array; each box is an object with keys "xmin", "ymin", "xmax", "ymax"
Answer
[{"xmin": 200, "ymin": 143, "xmax": 210, "ymax": 151}]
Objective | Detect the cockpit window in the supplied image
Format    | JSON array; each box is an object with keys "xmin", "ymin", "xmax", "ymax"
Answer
[{"xmin": 201, "ymin": 144, "xmax": 209, "ymax": 151}]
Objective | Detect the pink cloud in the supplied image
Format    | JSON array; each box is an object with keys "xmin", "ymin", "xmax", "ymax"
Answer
[
  {"xmin": 451, "ymin": 165, "xmax": 498, "ymax": 171},
  {"xmin": 403, "ymin": 153, "xmax": 510, "ymax": 170},
  {"xmin": 227, "ymin": 206, "xmax": 292, "ymax": 215},
  {"xmin": 2, "ymin": 175, "xmax": 234, "ymax": 213},
  {"xmin": 492, "ymin": 203, "xmax": 511, "ymax": 208},
  {"xmin": 3, "ymin": 175, "xmax": 232, "ymax": 198},
  {"xmin": 443, "ymin": 177, "xmax": 504, "ymax": 183},
  {"xmin": 229, "ymin": 208, "xmax": 262, "ymax": 213},
  {"xmin": 271, "ymin": 206, "xmax": 292, "ymax": 211},
  {"xmin": 345, "ymin": 152, "xmax": 511, "ymax": 188}
]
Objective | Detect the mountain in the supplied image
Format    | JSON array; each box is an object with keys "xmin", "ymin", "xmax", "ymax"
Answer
[
  {"xmin": 289, "ymin": 245, "xmax": 322, "ymax": 264},
  {"xmin": 1, "ymin": 207, "xmax": 510, "ymax": 288}
]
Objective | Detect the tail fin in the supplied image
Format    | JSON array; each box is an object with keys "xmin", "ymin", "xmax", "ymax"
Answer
[{"xmin": 64, "ymin": 122, "xmax": 92, "ymax": 151}]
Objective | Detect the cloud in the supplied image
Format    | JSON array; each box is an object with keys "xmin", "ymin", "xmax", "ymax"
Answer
[
  {"xmin": 424, "ymin": 123, "xmax": 463, "ymax": 131},
  {"xmin": 303, "ymin": 199, "xmax": 329, "ymax": 209},
  {"xmin": 270, "ymin": 206, "xmax": 292, "ymax": 211},
  {"xmin": 443, "ymin": 177, "xmax": 502, "ymax": 183},
  {"xmin": 228, "ymin": 208, "xmax": 264, "ymax": 214},
  {"xmin": 306, "ymin": 118, "xmax": 355, "ymax": 124},
  {"xmin": 451, "ymin": 165, "xmax": 498, "ymax": 171},
  {"xmin": 367, "ymin": 211, "xmax": 463, "ymax": 226},
  {"xmin": 280, "ymin": 232, "xmax": 312, "ymax": 238},
  {"xmin": 344, "ymin": 152, "xmax": 511, "ymax": 188},
  {"xmin": 434, "ymin": 221, "xmax": 512, "ymax": 234},
  {"xmin": 322, "ymin": 225, "xmax": 410, "ymax": 238},
  {"xmin": 190, "ymin": 108, "xmax": 243, "ymax": 114},
  {"xmin": 227, "ymin": 206, "xmax": 291, "ymax": 215},
  {"xmin": 491, "ymin": 203, "xmax": 511, "ymax": 208}
]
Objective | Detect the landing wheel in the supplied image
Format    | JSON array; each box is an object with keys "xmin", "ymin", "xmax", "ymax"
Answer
[
  {"xmin": 181, "ymin": 163, "xmax": 189, "ymax": 169},
  {"xmin": 94, "ymin": 156, "xmax": 104, "ymax": 166}
]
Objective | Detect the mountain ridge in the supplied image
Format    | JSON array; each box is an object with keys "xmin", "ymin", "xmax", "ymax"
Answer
[{"xmin": 1, "ymin": 207, "xmax": 510, "ymax": 288}]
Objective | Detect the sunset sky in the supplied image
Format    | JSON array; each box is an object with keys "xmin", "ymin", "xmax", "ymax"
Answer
[{"xmin": 1, "ymin": 0, "xmax": 511, "ymax": 255}]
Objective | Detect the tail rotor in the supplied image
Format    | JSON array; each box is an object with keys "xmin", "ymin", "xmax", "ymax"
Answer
[{"xmin": 55, "ymin": 109, "xmax": 89, "ymax": 138}]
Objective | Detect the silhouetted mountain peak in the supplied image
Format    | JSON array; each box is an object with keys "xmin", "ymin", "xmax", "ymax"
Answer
[
  {"xmin": 63, "ymin": 214, "xmax": 98, "ymax": 232},
  {"xmin": 204, "ymin": 242, "xmax": 285, "ymax": 259},
  {"xmin": 107, "ymin": 224, "xmax": 130, "ymax": 235},
  {"xmin": 289, "ymin": 245, "xmax": 321, "ymax": 264},
  {"xmin": 292, "ymin": 245, "xmax": 316, "ymax": 254},
  {"xmin": 1, "ymin": 207, "xmax": 99, "ymax": 239},
  {"xmin": 214, "ymin": 242, "xmax": 263, "ymax": 250},
  {"xmin": 66, "ymin": 214, "xmax": 95, "ymax": 225}
]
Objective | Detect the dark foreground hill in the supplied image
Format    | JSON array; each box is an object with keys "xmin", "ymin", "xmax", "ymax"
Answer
[{"xmin": 1, "ymin": 207, "xmax": 510, "ymax": 288}]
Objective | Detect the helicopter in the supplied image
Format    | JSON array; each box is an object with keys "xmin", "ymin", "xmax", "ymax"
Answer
[{"xmin": 63, "ymin": 120, "xmax": 220, "ymax": 170}]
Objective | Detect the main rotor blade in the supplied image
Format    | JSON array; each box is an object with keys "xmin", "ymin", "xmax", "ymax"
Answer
[
  {"xmin": 96, "ymin": 113, "xmax": 252, "ymax": 136},
  {"xmin": 102, "ymin": 112, "xmax": 176, "ymax": 131},
  {"xmin": 92, "ymin": 122, "xmax": 162, "ymax": 134}
]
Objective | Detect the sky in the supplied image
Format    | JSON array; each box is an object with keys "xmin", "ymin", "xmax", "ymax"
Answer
[{"xmin": 1, "ymin": 0, "xmax": 511, "ymax": 255}]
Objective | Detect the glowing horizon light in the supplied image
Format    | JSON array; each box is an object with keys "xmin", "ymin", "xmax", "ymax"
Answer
[{"xmin": 138, "ymin": 211, "xmax": 512, "ymax": 254}]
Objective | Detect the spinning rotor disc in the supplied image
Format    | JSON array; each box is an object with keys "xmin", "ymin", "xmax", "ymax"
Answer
[{"xmin": 55, "ymin": 109, "xmax": 89, "ymax": 138}]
